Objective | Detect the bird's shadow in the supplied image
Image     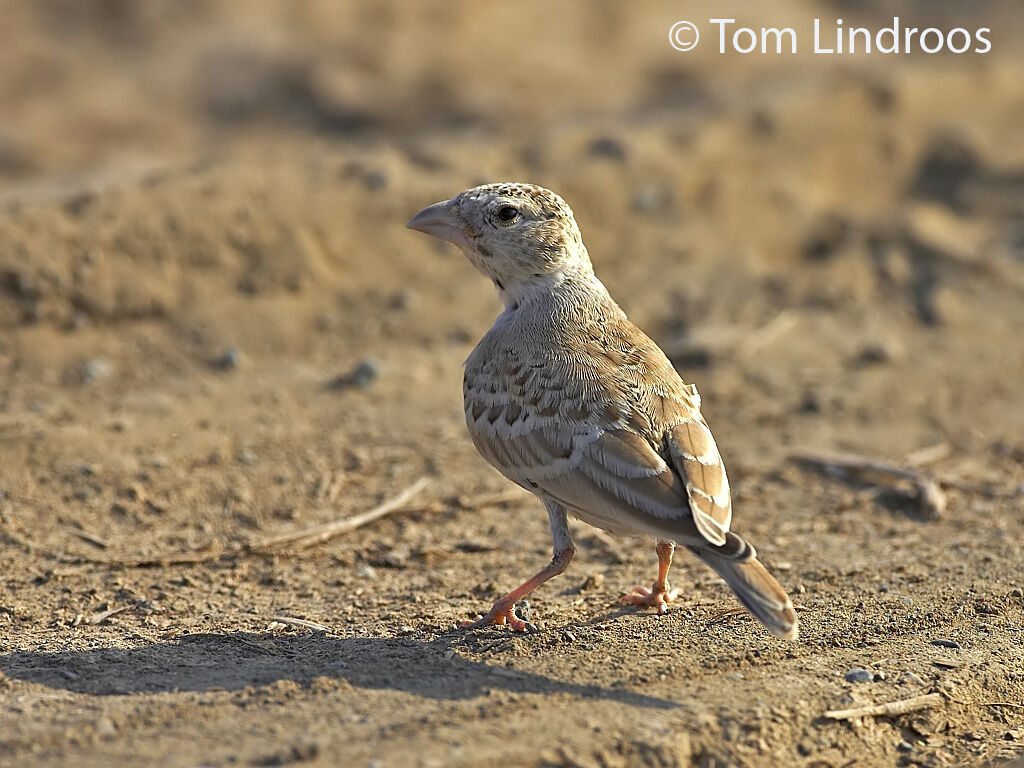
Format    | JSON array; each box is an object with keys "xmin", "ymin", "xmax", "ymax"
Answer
[{"xmin": 0, "ymin": 632, "xmax": 677, "ymax": 710}]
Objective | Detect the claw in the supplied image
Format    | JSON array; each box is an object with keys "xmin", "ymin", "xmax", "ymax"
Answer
[
  {"xmin": 460, "ymin": 605, "xmax": 535, "ymax": 632},
  {"xmin": 621, "ymin": 585, "xmax": 652, "ymax": 600},
  {"xmin": 620, "ymin": 585, "xmax": 680, "ymax": 615}
]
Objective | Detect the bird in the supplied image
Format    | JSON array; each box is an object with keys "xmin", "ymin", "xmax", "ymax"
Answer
[{"xmin": 407, "ymin": 182, "xmax": 798, "ymax": 640}]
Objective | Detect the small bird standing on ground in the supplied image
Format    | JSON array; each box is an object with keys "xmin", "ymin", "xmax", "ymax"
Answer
[{"xmin": 407, "ymin": 183, "xmax": 798, "ymax": 640}]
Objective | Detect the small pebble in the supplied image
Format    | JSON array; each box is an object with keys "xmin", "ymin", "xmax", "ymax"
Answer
[
  {"xmin": 363, "ymin": 170, "xmax": 388, "ymax": 191},
  {"xmin": 856, "ymin": 343, "xmax": 890, "ymax": 365},
  {"xmin": 845, "ymin": 668, "xmax": 874, "ymax": 684},
  {"xmin": 95, "ymin": 717, "xmax": 116, "ymax": 736},
  {"xmin": 64, "ymin": 189, "xmax": 97, "ymax": 217},
  {"xmin": 515, "ymin": 599, "xmax": 531, "ymax": 622},
  {"xmin": 901, "ymin": 671, "xmax": 925, "ymax": 686},
  {"xmin": 931, "ymin": 638, "xmax": 961, "ymax": 649},
  {"xmin": 327, "ymin": 358, "xmax": 381, "ymax": 390},
  {"xmin": 803, "ymin": 212, "xmax": 851, "ymax": 260},
  {"xmin": 855, "ymin": 338, "xmax": 904, "ymax": 366},
  {"xmin": 797, "ymin": 389, "xmax": 821, "ymax": 413},
  {"xmin": 580, "ymin": 573, "xmax": 605, "ymax": 591},
  {"xmin": 79, "ymin": 359, "xmax": 112, "ymax": 384},
  {"xmin": 389, "ymin": 289, "xmax": 416, "ymax": 311},
  {"xmin": 588, "ymin": 137, "xmax": 628, "ymax": 161},
  {"xmin": 356, "ymin": 565, "xmax": 377, "ymax": 579},
  {"xmin": 897, "ymin": 740, "xmax": 914, "ymax": 753},
  {"xmin": 749, "ymin": 109, "xmax": 776, "ymax": 136},
  {"xmin": 211, "ymin": 347, "xmax": 243, "ymax": 370},
  {"xmin": 631, "ymin": 185, "xmax": 674, "ymax": 214},
  {"xmin": 721, "ymin": 720, "xmax": 741, "ymax": 742}
]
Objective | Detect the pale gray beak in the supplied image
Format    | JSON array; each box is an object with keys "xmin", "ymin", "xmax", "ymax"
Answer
[{"xmin": 406, "ymin": 200, "xmax": 475, "ymax": 249}]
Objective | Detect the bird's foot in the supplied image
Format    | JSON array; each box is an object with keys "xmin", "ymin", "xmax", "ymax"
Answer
[
  {"xmin": 460, "ymin": 602, "xmax": 537, "ymax": 633},
  {"xmin": 620, "ymin": 585, "xmax": 680, "ymax": 615}
]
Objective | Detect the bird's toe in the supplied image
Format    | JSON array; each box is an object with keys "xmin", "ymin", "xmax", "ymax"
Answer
[{"xmin": 620, "ymin": 584, "xmax": 680, "ymax": 614}]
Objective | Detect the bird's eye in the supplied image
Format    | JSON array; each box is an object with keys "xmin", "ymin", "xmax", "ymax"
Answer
[{"xmin": 496, "ymin": 205, "xmax": 519, "ymax": 223}]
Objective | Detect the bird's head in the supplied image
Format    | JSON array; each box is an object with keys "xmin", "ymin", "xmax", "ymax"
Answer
[{"xmin": 407, "ymin": 183, "xmax": 592, "ymax": 305}]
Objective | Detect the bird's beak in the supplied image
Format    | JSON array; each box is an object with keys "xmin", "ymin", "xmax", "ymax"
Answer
[{"xmin": 406, "ymin": 200, "xmax": 475, "ymax": 249}]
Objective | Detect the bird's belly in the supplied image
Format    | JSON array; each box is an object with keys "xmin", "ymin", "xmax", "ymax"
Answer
[{"xmin": 563, "ymin": 505, "xmax": 638, "ymax": 536}]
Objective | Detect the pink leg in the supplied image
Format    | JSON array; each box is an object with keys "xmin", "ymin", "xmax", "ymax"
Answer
[
  {"xmin": 461, "ymin": 501, "xmax": 574, "ymax": 632},
  {"xmin": 620, "ymin": 539, "xmax": 680, "ymax": 615},
  {"xmin": 461, "ymin": 546, "xmax": 575, "ymax": 631}
]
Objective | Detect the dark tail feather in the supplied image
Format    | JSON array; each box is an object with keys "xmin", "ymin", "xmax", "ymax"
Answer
[{"xmin": 692, "ymin": 534, "xmax": 799, "ymax": 641}]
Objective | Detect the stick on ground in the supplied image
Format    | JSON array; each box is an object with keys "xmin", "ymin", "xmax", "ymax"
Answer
[
  {"xmin": 268, "ymin": 616, "xmax": 332, "ymax": 632},
  {"xmin": 982, "ymin": 701, "xmax": 1024, "ymax": 710},
  {"xmin": 87, "ymin": 604, "xmax": 136, "ymax": 625},
  {"xmin": 824, "ymin": 693, "xmax": 943, "ymax": 720},
  {"xmin": 736, "ymin": 309, "xmax": 799, "ymax": 361},
  {"xmin": 790, "ymin": 451, "xmax": 946, "ymax": 519},
  {"xmin": 69, "ymin": 528, "xmax": 110, "ymax": 550},
  {"xmin": 250, "ymin": 476, "xmax": 432, "ymax": 552},
  {"xmin": 81, "ymin": 476, "xmax": 431, "ymax": 567}
]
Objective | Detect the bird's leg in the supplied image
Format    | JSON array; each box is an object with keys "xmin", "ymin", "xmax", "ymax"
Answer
[
  {"xmin": 620, "ymin": 539, "xmax": 680, "ymax": 615},
  {"xmin": 461, "ymin": 501, "xmax": 574, "ymax": 632}
]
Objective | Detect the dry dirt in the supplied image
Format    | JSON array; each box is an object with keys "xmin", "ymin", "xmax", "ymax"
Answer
[{"xmin": 2, "ymin": 2, "xmax": 1024, "ymax": 767}]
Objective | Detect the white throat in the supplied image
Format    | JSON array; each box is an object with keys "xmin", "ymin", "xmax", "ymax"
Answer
[{"xmin": 466, "ymin": 243, "xmax": 599, "ymax": 310}]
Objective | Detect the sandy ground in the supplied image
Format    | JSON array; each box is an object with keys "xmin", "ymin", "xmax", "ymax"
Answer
[{"xmin": 2, "ymin": 2, "xmax": 1024, "ymax": 767}]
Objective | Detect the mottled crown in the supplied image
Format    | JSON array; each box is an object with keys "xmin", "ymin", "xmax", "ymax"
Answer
[{"xmin": 454, "ymin": 183, "xmax": 576, "ymax": 224}]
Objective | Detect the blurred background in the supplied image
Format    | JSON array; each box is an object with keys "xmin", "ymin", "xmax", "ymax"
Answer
[{"xmin": 2, "ymin": 2, "xmax": 1024, "ymax": 767}]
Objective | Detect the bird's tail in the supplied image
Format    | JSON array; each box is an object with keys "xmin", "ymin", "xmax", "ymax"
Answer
[{"xmin": 692, "ymin": 533, "xmax": 799, "ymax": 641}]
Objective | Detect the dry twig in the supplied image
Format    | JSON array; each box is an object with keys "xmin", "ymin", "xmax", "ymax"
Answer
[
  {"xmin": 87, "ymin": 604, "xmax": 136, "ymax": 625},
  {"xmin": 452, "ymin": 489, "xmax": 531, "ymax": 509},
  {"xmin": 736, "ymin": 309, "xmax": 799, "ymax": 361},
  {"xmin": 268, "ymin": 616, "xmax": 331, "ymax": 632},
  {"xmin": 790, "ymin": 451, "xmax": 946, "ymax": 518},
  {"xmin": 824, "ymin": 693, "xmax": 943, "ymax": 720},
  {"xmin": 81, "ymin": 541, "xmax": 227, "ymax": 568},
  {"xmin": 81, "ymin": 476, "xmax": 431, "ymax": 567},
  {"xmin": 68, "ymin": 528, "xmax": 109, "ymax": 550},
  {"xmin": 707, "ymin": 607, "xmax": 749, "ymax": 625},
  {"xmin": 905, "ymin": 441, "xmax": 951, "ymax": 467},
  {"xmin": 251, "ymin": 476, "xmax": 431, "ymax": 552}
]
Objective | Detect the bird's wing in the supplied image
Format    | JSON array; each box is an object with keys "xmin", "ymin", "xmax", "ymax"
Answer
[
  {"xmin": 664, "ymin": 412, "xmax": 732, "ymax": 546},
  {"xmin": 464, "ymin": 339, "xmax": 729, "ymax": 547}
]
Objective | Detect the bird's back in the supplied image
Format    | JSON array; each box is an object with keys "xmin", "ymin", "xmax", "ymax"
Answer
[{"xmin": 464, "ymin": 280, "xmax": 695, "ymax": 449}]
